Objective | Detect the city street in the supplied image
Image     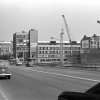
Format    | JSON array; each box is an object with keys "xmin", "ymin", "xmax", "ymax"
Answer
[{"xmin": 0, "ymin": 66, "xmax": 99, "ymax": 100}]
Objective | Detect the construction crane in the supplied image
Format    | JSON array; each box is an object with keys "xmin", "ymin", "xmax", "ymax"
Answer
[
  {"xmin": 62, "ymin": 15, "xmax": 72, "ymax": 43},
  {"xmin": 62, "ymin": 14, "xmax": 74, "ymax": 54}
]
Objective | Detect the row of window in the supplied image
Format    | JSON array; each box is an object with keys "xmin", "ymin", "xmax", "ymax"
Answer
[
  {"xmin": 38, "ymin": 47, "xmax": 80, "ymax": 50},
  {"xmin": 91, "ymin": 41, "xmax": 98, "ymax": 44},
  {"xmin": 0, "ymin": 50, "xmax": 10, "ymax": 52},
  {"xmin": 38, "ymin": 54, "xmax": 80, "ymax": 58},
  {"xmin": 39, "ymin": 59, "xmax": 61, "ymax": 62},
  {"xmin": 38, "ymin": 55, "xmax": 60, "ymax": 58},
  {"xmin": 17, "ymin": 43, "xmax": 29, "ymax": 46},
  {"xmin": 17, "ymin": 35, "xmax": 28, "ymax": 39},
  {"xmin": 17, "ymin": 39, "xmax": 29, "ymax": 43},
  {"xmin": 38, "ymin": 47, "xmax": 60, "ymax": 50},
  {"xmin": 38, "ymin": 51, "xmax": 60, "ymax": 54},
  {"xmin": 0, "ymin": 43, "xmax": 11, "ymax": 46},
  {"xmin": 17, "ymin": 47, "xmax": 29, "ymax": 50},
  {"xmin": 38, "ymin": 51, "xmax": 80, "ymax": 54}
]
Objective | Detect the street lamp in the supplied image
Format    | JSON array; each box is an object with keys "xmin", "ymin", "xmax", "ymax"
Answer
[{"xmin": 51, "ymin": 29, "xmax": 64, "ymax": 67}]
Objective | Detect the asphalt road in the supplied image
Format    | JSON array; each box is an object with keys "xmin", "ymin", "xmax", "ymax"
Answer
[{"xmin": 0, "ymin": 66, "xmax": 99, "ymax": 100}]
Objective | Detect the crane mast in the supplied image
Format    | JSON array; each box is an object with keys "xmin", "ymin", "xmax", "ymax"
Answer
[{"xmin": 62, "ymin": 15, "xmax": 72, "ymax": 43}]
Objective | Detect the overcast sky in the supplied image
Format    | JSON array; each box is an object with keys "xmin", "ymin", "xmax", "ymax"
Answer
[{"xmin": 0, "ymin": 0, "xmax": 100, "ymax": 42}]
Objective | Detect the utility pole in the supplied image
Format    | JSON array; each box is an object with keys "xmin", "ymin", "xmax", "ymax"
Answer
[{"xmin": 60, "ymin": 28, "xmax": 64, "ymax": 67}]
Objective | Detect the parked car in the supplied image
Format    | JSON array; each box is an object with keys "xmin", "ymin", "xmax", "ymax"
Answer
[{"xmin": 0, "ymin": 67, "xmax": 11, "ymax": 79}]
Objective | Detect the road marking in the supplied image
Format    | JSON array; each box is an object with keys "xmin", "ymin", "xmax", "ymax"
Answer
[
  {"xmin": 0, "ymin": 84, "xmax": 9, "ymax": 100},
  {"xmin": 28, "ymin": 69, "xmax": 100, "ymax": 82}
]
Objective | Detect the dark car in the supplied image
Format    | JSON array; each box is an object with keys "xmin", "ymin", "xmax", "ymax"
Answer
[
  {"xmin": 0, "ymin": 67, "xmax": 11, "ymax": 79},
  {"xmin": 58, "ymin": 82, "xmax": 100, "ymax": 100},
  {"xmin": 26, "ymin": 58, "xmax": 35, "ymax": 67}
]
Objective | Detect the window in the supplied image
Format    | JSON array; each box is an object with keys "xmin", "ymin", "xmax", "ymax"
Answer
[
  {"xmin": 64, "ymin": 51, "xmax": 68, "ymax": 54},
  {"xmin": 23, "ymin": 40, "xmax": 26, "ymax": 42},
  {"xmin": 91, "ymin": 41, "xmax": 93, "ymax": 44},
  {"xmin": 56, "ymin": 47, "xmax": 60, "ymax": 50},
  {"xmin": 48, "ymin": 55, "xmax": 51, "ymax": 58},
  {"xmin": 56, "ymin": 51, "xmax": 59, "ymax": 54},
  {"xmin": 46, "ymin": 59, "xmax": 51, "ymax": 62},
  {"xmin": 38, "ymin": 47, "xmax": 41, "ymax": 50},
  {"xmin": 51, "ymin": 55, "xmax": 55, "ymax": 58},
  {"xmin": 45, "ymin": 47, "xmax": 48, "ymax": 50},
  {"xmin": 52, "ymin": 59, "xmax": 56, "ymax": 61},
  {"xmin": 17, "ymin": 39, "xmax": 23, "ymax": 42},
  {"xmin": 50, "ymin": 47, "xmax": 52, "ymax": 50},
  {"xmin": 23, "ymin": 44, "xmax": 27, "ymax": 46},
  {"xmin": 39, "ymin": 51, "xmax": 41, "ymax": 54},
  {"xmin": 94, "ymin": 42, "xmax": 96, "ymax": 44},
  {"xmin": 57, "ymin": 59, "xmax": 60, "ymax": 61},
  {"xmin": 40, "ymin": 59, "xmax": 45, "ymax": 62},
  {"xmin": 43, "ymin": 47, "xmax": 45, "ymax": 50},
  {"xmin": 45, "ymin": 51, "xmax": 48, "ymax": 54},
  {"xmin": 52, "ymin": 47, "xmax": 55, "ymax": 50},
  {"xmin": 42, "ymin": 51, "xmax": 44, "ymax": 54},
  {"xmin": 52, "ymin": 51, "xmax": 55, "ymax": 54}
]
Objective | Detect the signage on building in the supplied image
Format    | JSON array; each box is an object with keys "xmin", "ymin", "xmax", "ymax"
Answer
[
  {"xmin": 30, "ymin": 43, "xmax": 37, "ymax": 52},
  {"xmin": 82, "ymin": 40, "xmax": 89, "ymax": 49},
  {"xmin": 29, "ymin": 29, "xmax": 38, "ymax": 59}
]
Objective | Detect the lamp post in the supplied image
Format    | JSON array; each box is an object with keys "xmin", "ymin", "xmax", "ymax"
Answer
[{"xmin": 51, "ymin": 29, "xmax": 64, "ymax": 67}]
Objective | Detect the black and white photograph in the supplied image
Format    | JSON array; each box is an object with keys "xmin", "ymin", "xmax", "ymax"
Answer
[{"xmin": 0, "ymin": 0, "xmax": 100, "ymax": 100}]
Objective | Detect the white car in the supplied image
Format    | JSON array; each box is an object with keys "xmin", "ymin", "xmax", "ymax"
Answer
[{"xmin": 16, "ymin": 61, "xmax": 23, "ymax": 66}]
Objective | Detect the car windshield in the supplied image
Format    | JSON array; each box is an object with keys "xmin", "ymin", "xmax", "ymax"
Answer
[{"xmin": 0, "ymin": 60, "xmax": 9, "ymax": 67}]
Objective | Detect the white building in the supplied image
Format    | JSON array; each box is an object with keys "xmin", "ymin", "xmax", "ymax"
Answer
[
  {"xmin": 90, "ymin": 34, "xmax": 100, "ymax": 49},
  {"xmin": 38, "ymin": 41, "xmax": 81, "ymax": 65},
  {"xmin": 0, "ymin": 41, "xmax": 12, "ymax": 55}
]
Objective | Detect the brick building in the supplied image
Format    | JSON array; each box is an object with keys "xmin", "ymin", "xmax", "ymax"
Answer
[{"xmin": 81, "ymin": 34, "xmax": 100, "ymax": 64}]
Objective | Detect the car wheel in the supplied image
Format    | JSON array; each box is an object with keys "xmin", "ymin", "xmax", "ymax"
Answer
[{"xmin": 7, "ymin": 76, "xmax": 11, "ymax": 79}]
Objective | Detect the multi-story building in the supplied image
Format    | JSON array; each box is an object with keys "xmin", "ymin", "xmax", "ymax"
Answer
[
  {"xmin": 90, "ymin": 34, "xmax": 100, "ymax": 49},
  {"xmin": 38, "ymin": 41, "xmax": 81, "ymax": 65},
  {"xmin": 81, "ymin": 34, "xmax": 100, "ymax": 51},
  {"xmin": 13, "ymin": 31, "xmax": 29, "ymax": 62},
  {"xmin": 13, "ymin": 29, "xmax": 38, "ymax": 62},
  {"xmin": 0, "ymin": 41, "xmax": 12, "ymax": 55},
  {"xmin": 81, "ymin": 34, "xmax": 100, "ymax": 64},
  {"xmin": 38, "ymin": 41, "xmax": 61, "ymax": 63}
]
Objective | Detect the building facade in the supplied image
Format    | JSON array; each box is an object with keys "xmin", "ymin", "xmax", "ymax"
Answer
[
  {"xmin": 0, "ymin": 41, "xmax": 12, "ymax": 55},
  {"xmin": 81, "ymin": 34, "xmax": 100, "ymax": 64},
  {"xmin": 90, "ymin": 34, "xmax": 100, "ymax": 49},
  {"xmin": 13, "ymin": 29, "xmax": 38, "ymax": 62},
  {"xmin": 81, "ymin": 34, "xmax": 100, "ymax": 51},
  {"xmin": 38, "ymin": 41, "xmax": 81, "ymax": 65}
]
